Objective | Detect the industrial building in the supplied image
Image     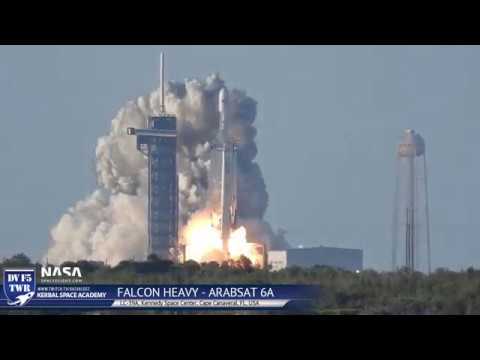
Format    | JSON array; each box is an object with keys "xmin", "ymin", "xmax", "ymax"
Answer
[
  {"xmin": 268, "ymin": 246, "xmax": 363, "ymax": 272},
  {"xmin": 127, "ymin": 53, "xmax": 179, "ymax": 261}
]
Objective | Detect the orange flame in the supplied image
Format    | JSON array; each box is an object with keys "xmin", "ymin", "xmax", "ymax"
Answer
[{"xmin": 182, "ymin": 210, "xmax": 264, "ymax": 267}]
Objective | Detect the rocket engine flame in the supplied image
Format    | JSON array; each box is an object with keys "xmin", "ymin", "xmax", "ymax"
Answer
[
  {"xmin": 183, "ymin": 210, "xmax": 223, "ymax": 263},
  {"xmin": 182, "ymin": 210, "xmax": 264, "ymax": 267},
  {"xmin": 228, "ymin": 226, "xmax": 264, "ymax": 268}
]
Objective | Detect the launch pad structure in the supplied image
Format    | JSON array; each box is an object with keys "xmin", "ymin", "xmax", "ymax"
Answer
[
  {"xmin": 127, "ymin": 53, "xmax": 179, "ymax": 261},
  {"xmin": 126, "ymin": 53, "xmax": 266, "ymax": 266}
]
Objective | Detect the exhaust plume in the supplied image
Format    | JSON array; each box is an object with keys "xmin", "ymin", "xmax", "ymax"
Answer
[{"xmin": 45, "ymin": 73, "xmax": 289, "ymax": 265}]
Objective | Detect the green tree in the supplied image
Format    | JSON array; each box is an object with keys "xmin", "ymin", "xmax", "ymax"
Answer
[{"xmin": 2, "ymin": 253, "xmax": 32, "ymax": 268}]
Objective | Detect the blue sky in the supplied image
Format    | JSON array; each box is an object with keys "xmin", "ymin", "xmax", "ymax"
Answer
[{"xmin": 0, "ymin": 45, "xmax": 479, "ymax": 270}]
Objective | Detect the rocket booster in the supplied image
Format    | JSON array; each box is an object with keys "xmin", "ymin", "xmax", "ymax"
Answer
[
  {"xmin": 218, "ymin": 87, "xmax": 228, "ymax": 141},
  {"xmin": 216, "ymin": 87, "xmax": 238, "ymax": 256}
]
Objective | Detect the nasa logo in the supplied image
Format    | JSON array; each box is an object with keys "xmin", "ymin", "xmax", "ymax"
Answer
[
  {"xmin": 3, "ymin": 269, "xmax": 36, "ymax": 306},
  {"xmin": 41, "ymin": 266, "xmax": 82, "ymax": 279}
]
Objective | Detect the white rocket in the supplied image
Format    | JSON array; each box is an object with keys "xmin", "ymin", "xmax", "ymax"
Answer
[{"xmin": 216, "ymin": 87, "xmax": 238, "ymax": 256}]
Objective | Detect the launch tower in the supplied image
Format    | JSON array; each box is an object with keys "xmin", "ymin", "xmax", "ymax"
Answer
[{"xmin": 127, "ymin": 53, "xmax": 179, "ymax": 261}]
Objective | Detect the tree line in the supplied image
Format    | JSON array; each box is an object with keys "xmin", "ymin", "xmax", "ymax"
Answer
[{"xmin": 1, "ymin": 253, "xmax": 480, "ymax": 314}]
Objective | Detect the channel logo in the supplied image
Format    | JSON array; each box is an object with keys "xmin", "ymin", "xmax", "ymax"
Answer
[{"xmin": 3, "ymin": 269, "xmax": 36, "ymax": 306}]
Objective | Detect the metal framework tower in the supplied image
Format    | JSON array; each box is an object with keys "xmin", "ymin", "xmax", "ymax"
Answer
[
  {"xmin": 392, "ymin": 129, "xmax": 431, "ymax": 273},
  {"xmin": 127, "ymin": 53, "xmax": 179, "ymax": 261}
]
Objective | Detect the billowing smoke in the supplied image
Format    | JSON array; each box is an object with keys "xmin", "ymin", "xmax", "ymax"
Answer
[{"xmin": 45, "ymin": 73, "xmax": 289, "ymax": 266}]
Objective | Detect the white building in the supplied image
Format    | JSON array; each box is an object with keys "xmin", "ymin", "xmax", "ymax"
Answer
[{"xmin": 267, "ymin": 246, "xmax": 363, "ymax": 272}]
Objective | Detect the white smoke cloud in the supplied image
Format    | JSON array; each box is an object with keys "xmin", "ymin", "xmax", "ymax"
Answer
[{"xmin": 45, "ymin": 73, "xmax": 288, "ymax": 266}]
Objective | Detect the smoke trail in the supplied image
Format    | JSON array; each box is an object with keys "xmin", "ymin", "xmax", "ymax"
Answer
[{"xmin": 45, "ymin": 73, "xmax": 289, "ymax": 265}]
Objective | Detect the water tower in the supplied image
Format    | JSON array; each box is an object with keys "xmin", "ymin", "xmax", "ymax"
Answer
[{"xmin": 392, "ymin": 129, "xmax": 431, "ymax": 273}]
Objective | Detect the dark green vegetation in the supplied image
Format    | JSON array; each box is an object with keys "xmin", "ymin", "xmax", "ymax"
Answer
[{"xmin": 2, "ymin": 253, "xmax": 480, "ymax": 314}]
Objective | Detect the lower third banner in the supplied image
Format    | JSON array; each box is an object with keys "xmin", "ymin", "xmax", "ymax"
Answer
[{"xmin": 0, "ymin": 283, "xmax": 319, "ymax": 310}]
